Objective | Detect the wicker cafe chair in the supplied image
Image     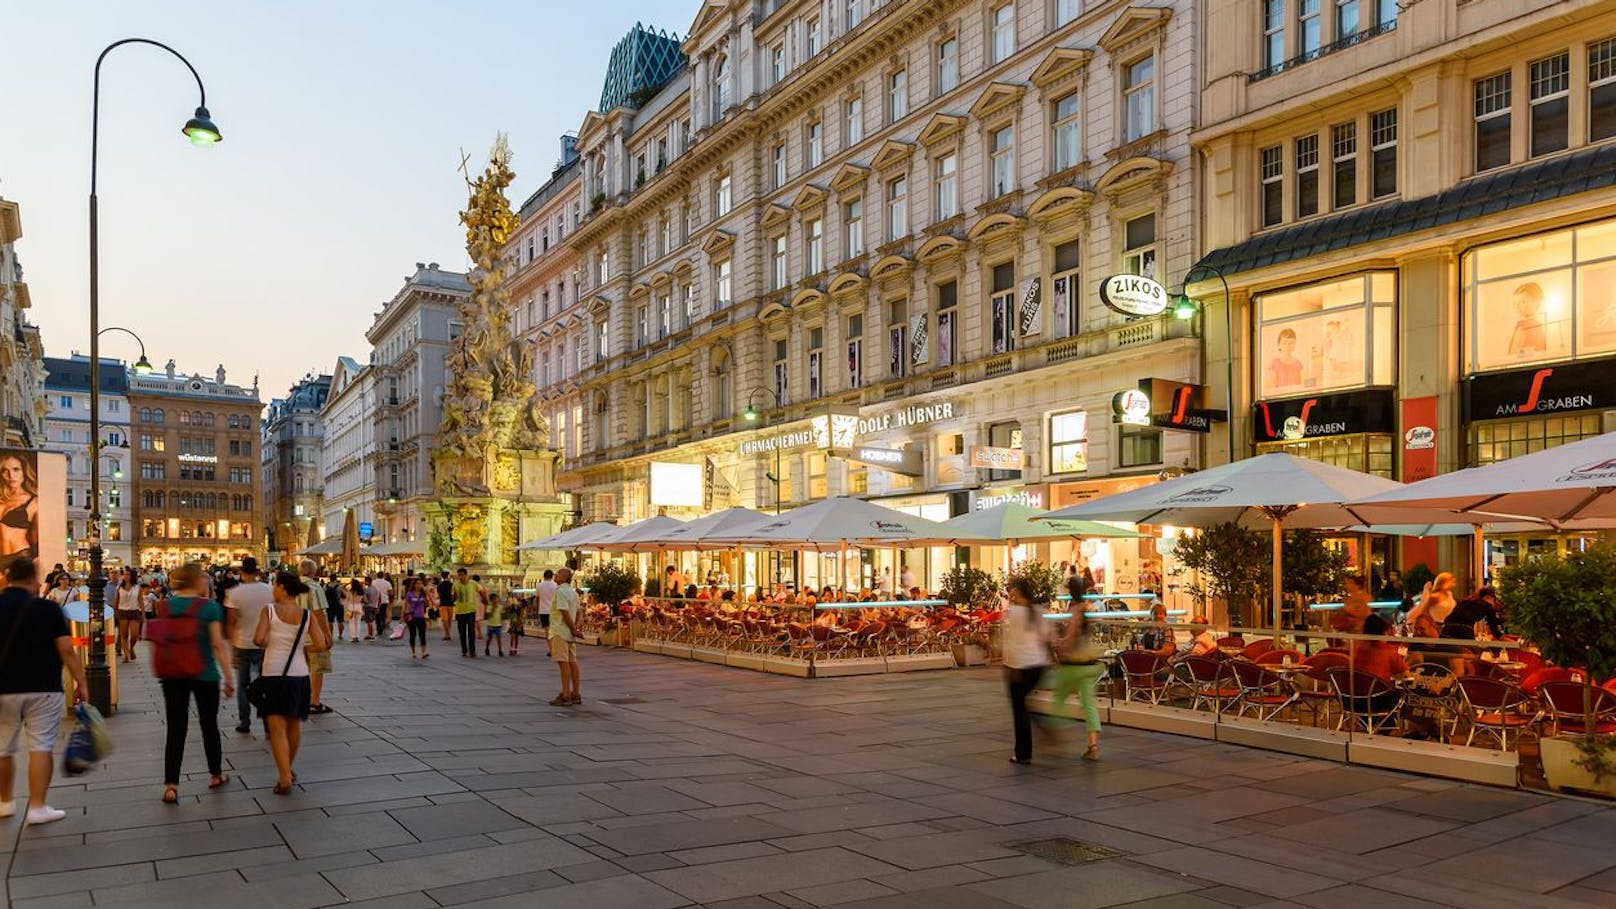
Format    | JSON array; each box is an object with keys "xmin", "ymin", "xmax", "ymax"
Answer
[
  {"xmin": 1455, "ymin": 675, "xmax": 1542, "ymax": 750},
  {"xmin": 1118, "ymin": 650, "xmax": 1174, "ymax": 704},
  {"xmin": 1229, "ymin": 659, "xmax": 1299, "ymax": 721},
  {"xmin": 1177, "ymin": 656, "xmax": 1240, "ymax": 714},
  {"xmin": 1402, "ymin": 662, "xmax": 1461, "ymax": 740},
  {"xmin": 1538, "ymin": 680, "xmax": 1616, "ymax": 736},
  {"xmin": 1324, "ymin": 666, "xmax": 1404, "ymax": 735}
]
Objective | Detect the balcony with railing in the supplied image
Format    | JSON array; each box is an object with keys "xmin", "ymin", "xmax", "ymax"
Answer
[{"xmin": 1248, "ymin": 19, "xmax": 1398, "ymax": 83}]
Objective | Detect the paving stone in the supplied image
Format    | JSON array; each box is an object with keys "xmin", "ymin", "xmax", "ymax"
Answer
[
  {"xmin": 275, "ymin": 810, "xmax": 417, "ymax": 858},
  {"xmin": 644, "ymin": 846, "xmax": 902, "ymax": 903},
  {"xmin": 387, "ymin": 799, "xmax": 528, "ymax": 841}
]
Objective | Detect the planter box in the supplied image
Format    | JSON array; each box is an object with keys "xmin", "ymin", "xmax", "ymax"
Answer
[
  {"xmin": 690, "ymin": 645, "xmax": 729, "ymax": 665},
  {"xmin": 631, "ymin": 638, "xmax": 662, "ymax": 655},
  {"xmin": 1541, "ymin": 735, "xmax": 1616, "ymax": 797},
  {"xmin": 1216, "ymin": 713, "xmax": 1350, "ymax": 762},
  {"xmin": 951, "ymin": 643, "xmax": 989, "ymax": 666},
  {"xmin": 580, "ymin": 632, "xmax": 601, "ymax": 647},
  {"xmin": 1348, "ymin": 735, "xmax": 1518, "ymax": 787},
  {"xmin": 761, "ymin": 656, "xmax": 811, "ymax": 678},
  {"xmin": 1106, "ymin": 701, "xmax": 1218, "ymax": 740},
  {"xmin": 725, "ymin": 651, "xmax": 765, "ymax": 672},
  {"xmin": 814, "ymin": 657, "xmax": 888, "ymax": 678},
  {"xmin": 886, "ymin": 653, "xmax": 957, "ymax": 673}
]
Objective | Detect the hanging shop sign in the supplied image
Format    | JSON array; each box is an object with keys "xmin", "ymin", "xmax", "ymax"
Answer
[
  {"xmin": 1401, "ymin": 396, "xmax": 1438, "ymax": 484},
  {"xmin": 1462, "ymin": 358, "xmax": 1616, "ymax": 421},
  {"xmin": 1254, "ymin": 389, "xmax": 1397, "ymax": 442},
  {"xmin": 1099, "ymin": 274, "xmax": 1168, "ymax": 317},
  {"xmin": 1142, "ymin": 378, "xmax": 1221, "ymax": 432},
  {"xmin": 855, "ymin": 400, "xmax": 963, "ymax": 436},
  {"xmin": 968, "ymin": 445, "xmax": 1025, "ymax": 471},
  {"xmin": 846, "ymin": 446, "xmax": 925, "ymax": 477},
  {"xmin": 358, "ymin": 521, "xmax": 374, "ymax": 542},
  {"xmin": 1112, "ymin": 389, "xmax": 1152, "ymax": 426}
]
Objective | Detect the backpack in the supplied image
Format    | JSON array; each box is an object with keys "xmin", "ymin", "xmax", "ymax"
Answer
[{"xmin": 148, "ymin": 597, "xmax": 205, "ymax": 680}]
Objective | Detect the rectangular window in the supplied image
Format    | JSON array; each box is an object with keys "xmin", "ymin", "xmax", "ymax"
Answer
[
  {"xmin": 846, "ymin": 0, "xmax": 863, "ymax": 29},
  {"xmin": 936, "ymin": 280, "xmax": 957, "ymax": 366},
  {"xmin": 636, "ymin": 305, "xmax": 649, "ymax": 346},
  {"xmin": 1474, "ymin": 72, "xmax": 1513, "ymax": 172},
  {"xmin": 1335, "ymin": 0, "xmax": 1358, "ymax": 40},
  {"xmin": 716, "ymin": 173, "xmax": 733, "ymax": 215},
  {"xmin": 1591, "ymin": 37, "xmax": 1616, "ymax": 142},
  {"xmin": 1048, "ymin": 410, "xmax": 1089, "ymax": 474},
  {"xmin": 715, "ymin": 259, "xmax": 732, "ymax": 307},
  {"xmin": 937, "ymin": 36, "xmax": 959, "ymax": 94},
  {"xmin": 772, "ymin": 143, "xmax": 787, "ymax": 189},
  {"xmin": 1331, "ymin": 122, "xmax": 1356, "ymax": 209},
  {"xmin": 806, "ymin": 217, "xmax": 824, "ymax": 274},
  {"xmin": 1377, "ymin": 0, "xmax": 1397, "ymax": 27},
  {"xmin": 807, "ymin": 120, "xmax": 824, "ymax": 167},
  {"xmin": 1261, "ymin": 145, "xmax": 1284, "ymax": 227},
  {"xmin": 1530, "ymin": 52, "xmax": 1570, "ymax": 158},
  {"xmin": 991, "ymin": 4, "xmax": 1016, "ymax": 64},
  {"xmin": 59, "ymin": 396, "xmax": 71, "ymax": 408},
  {"xmin": 888, "ymin": 68, "xmax": 908, "ymax": 122},
  {"xmin": 1124, "ymin": 56, "xmax": 1155, "ymax": 142},
  {"xmin": 1052, "ymin": 93, "xmax": 1081, "ymax": 171},
  {"xmin": 845, "ymin": 198, "xmax": 863, "ymax": 259},
  {"xmin": 1264, "ymin": 0, "xmax": 1285, "ymax": 72},
  {"xmin": 886, "ymin": 176, "xmax": 907, "ymax": 241},
  {"xmin": 1052, "ymin": 239, "xmax": 1080, "ymax": 337},
  {"xmin": 1370, "ymin": 108, "xmax": 1397, "ymax": 198},
  {"xmin": 846, "ymin": 94, "xmax": 863, "ymax": 145},
  {"xmin": 1123, "ymin": 213, "xmax": 1156, "ymax": 279},
  {"xmin": 991, "ymin": 261, "xmax": 1016, "ymax": 353},
  {"xmin": 935, "ymin": 153, "xmax": 959, "ymax": 219},
  {"xmin": 1296, "ymin": 134, "xmax": 1320, "ymax": 218},
  {"xmin": 1299, "ymin": 0, "xmax": 1321, "ymax": 58},
  {"xmin": 683, "ymin": 282, "xmax": 697, "ymax": 327},
  {"xmin": 807, "ymin": 15, "xmax": 821, "ymax": 56},
  {"xmin": 887, "ymin": 300, "xmax": 907, "ymax": 378},
  {"xmin": 771, "ymin": 235, "xmax": 788, "ymax": 290},
  {"xmin": 1258, "ymin": 271, "xmax": 1396, "ymax": 397},
  {"xmin": 657, "ymin": 292, "xmax": 671, "ymax": 338},
  {"xmin": 847, "ymin": 314, "xmax": 863, "ymax": 389},
  {"xmin": 774, "ymin": 338, "xmax": 789, "ymax": 403},
  {"xmin": 770, "ymin": 44, "xmax": 785, "ymax": 86},
  {"xmin": 990, "ymin": 124, "xmax": 1015, "ymax": 198},
  {"xmin": 1055, "ymin": 0, "xmax": 1080, "ymax": 27},
  {"xmin": 1118, "ymin": 426, "xmax": 1164, "ymax": 469}
]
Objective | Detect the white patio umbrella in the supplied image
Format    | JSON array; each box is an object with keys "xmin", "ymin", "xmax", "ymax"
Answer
[
  {"xmin": 653, "ymin": 507, "xmax": 773, "ymax": 549},
  {"xmin": 1036, "ymin": 452, "xmax": 1469, "ymax": 628},
  {"xmin": 942, "ymin": 501, "xmax": 1143, "ymax": 544},
  {"xmin": 591, "ymin": 515, "xmax": 689, "ymax": 553},
  {"xmin": 705, "ymin": 496, "xmax": 981, "ymax": 550},
  {"xmin": 1348, "ymin": 430, "xmax": 1616, "ymax": 529},
  {"xmin": 516, "ymin": 521, "xmax": 619, "ymax": 552}
]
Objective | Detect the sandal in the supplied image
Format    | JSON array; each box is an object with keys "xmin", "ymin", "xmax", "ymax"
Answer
[
  {"xmin": 1082, "ymin": 745, "xmax": 1100, "ymax": 762},
  {"xmin": 162, "ymin": 785, "xmax": 179, "ymax": 804},
  {"xmin": 208, "ymin": 774, "xmax": 230, "ymax": 789},
  {"xmin": 272, "ymin": 782, "xmax": 293, "ymax": 795}
]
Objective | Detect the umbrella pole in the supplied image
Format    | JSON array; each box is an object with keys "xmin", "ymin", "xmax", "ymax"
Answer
[
  {"xmin": 1472, "ymin": 524, "xmax": 1486, "ymax": 588},
  {"xmin": 839, "ymin": 540, "xmax": 847, "ymax": 599},
  {"xmin": 1271, "ymin": 517, "xmax": 1284, "ymax": 632}
]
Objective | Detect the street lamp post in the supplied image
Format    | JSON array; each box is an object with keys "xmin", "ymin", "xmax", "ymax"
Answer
[
  {"xmin": 742, "ymin": 387, "xmax": 783, "ymax": 514},
  {"xmin": 86, "ymin": 39, "xmax": 220, "ymax": 714},
  {"xmin": 1173, "ymin": 264, "xmax": 1236, "ymax": 467}
]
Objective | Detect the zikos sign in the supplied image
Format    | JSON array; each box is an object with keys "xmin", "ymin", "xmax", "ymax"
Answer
[{"xmin": 1099, "ymin": 274, "xmax": 1168, "ymax": 317}]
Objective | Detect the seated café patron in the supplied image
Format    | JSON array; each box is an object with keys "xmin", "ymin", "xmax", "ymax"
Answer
[
  {"xmin": 1351, "ymin": 614, "xmax": 1408, "ymax": 681},
  {"xmin": 1136, "ymin": 603, "xmax": 1177, "ymax": 659}
]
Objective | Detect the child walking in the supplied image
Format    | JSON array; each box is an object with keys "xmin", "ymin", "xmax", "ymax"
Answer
[
  {"xmin": 484, "ymin": 593, "xmax": 506, "ymax": 657},
  {"xmin": 507, "ymin": 596, "xmax": 525, "ymax": 655}
]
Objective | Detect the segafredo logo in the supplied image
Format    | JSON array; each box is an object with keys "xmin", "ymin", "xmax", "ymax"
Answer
[
  {"xmin": 869, "ymin": 520, "xmax": 913, "ymax": 533},
  {"xmin": 1559, "ymin": 458, "xmax": 1616, "ymax": 482},
  {"xmin": 1405, "ymin": 426, "xmax": 1435, "ymax": 450},
  {"xmin": 1167, "ymin": 484, "xmax": 1232, "ymax": 503}
]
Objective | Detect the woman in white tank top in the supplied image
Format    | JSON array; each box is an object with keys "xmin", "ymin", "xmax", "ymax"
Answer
[{"xmin": 252, "ymin": 571, "xmax": 329, "ymax": 794}]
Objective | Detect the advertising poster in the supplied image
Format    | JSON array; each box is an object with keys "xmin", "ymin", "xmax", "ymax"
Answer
[
  {"xmin": 1578, "ymin": 260, "xmax": 1616, "ymax": 357},
  {"xmin": 1472, "ymin": 271, "xmax": 1574, "ymax": 370},
  {"xmin": 1019, "ymin": 277, "xmax": 1042, "ymax": 337},
  {"xmin": 0, "ymin": 450, "xmax": 66, "ymax": 573},
  {"xmin": 909, "ymin": 313, "xmax": 928, "ymax": 368},
  {"xmin": 1259, "ymin": 311, "xmax": 1366, "ymax": 398}
]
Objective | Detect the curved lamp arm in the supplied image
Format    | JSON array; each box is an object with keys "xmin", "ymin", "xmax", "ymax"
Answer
[{"xmin": 93, "ymin": 38, "xmax": 217, "ymax": 193}]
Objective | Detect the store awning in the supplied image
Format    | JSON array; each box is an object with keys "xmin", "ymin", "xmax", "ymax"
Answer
[{"xmin": 1194, "ymin": 142, "xmax": 1616, "ymax": 279}]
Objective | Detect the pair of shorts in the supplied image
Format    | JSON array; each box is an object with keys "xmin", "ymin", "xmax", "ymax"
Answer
[
  {"xmin": 116, "ymin": 609, "xmax": 143, "ymax": 622},
  {"xmin": 0, "ymin": 692, "xmax": 66, "ymax": 754},
  {"xmin": 307, "ymin": 650, "xmax": 332, "ymax": 674},
  {"xmin": 509, "ymin": 625, "xmax": 524, "ymax": 637},
  {"xmin": 361, "ymin": 608, "xmax": 377, "ymax": 621},
  {"xmin": 550, "ymin": 638, "xmax": 577, "ymax": 663},
  {"xmin": 486, "ymin": 626, "xmax": 504, "ymax": 637}
]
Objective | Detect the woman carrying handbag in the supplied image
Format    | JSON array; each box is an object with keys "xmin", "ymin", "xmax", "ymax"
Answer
[
  {"xmin": 1052, "ymin": 577, "xmax": 1104, "ymax": 761},
  {"xmin": 251, "ymin": 571, "xmax": 330, "ymax": 794}
]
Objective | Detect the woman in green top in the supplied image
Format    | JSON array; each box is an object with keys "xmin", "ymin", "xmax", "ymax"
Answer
[{"xmin": 160, "ymin": 562, "xmax": 236, "ymax": 804}]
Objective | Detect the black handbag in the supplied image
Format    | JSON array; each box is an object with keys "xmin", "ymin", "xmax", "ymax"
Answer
[{"xmin": 247, "ymin": 611, "xmax": 306, "ymax": 711}]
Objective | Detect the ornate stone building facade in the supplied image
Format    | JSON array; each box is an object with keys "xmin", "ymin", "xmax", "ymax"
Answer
[
  {"xmin": 545, "ymin": 0, "xmax": 1202, "ymax": 587},
  {"xmin": 43, "ymin": 356, "xmax": 133, "ymax": 568},
  {"xmin": 318, "ymin": 356, "xmax": 375, "ymax": 546},
  {"xmin": 261, "ymin": 373, "xmax": 331, "ymax": 561},
  {"xmin": 1194, "ymin": 0, "xmax": 1616, "ymax": 580},
  {"xmin": 0, "ymin": 197, "xmax": 45, "ymax": 451}
]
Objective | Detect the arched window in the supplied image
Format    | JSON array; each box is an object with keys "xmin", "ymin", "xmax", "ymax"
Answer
[
  {"xmin": 242, "ymin": 495, "xmax": 252, "ymax": 512},
  {"xmin": 154, "ymin": 490, "xmax": 164, "ymax": 509},
  {"xmin": 228, "ymin": 414, "xmax": 239, "ymax": 429},
  {"xmin": 203, "ymin": 413, "xmax": 215, "ymax": 428},
  {"xmin": 713, "ymin": 53, "xmax": 731, "ymax": 119},
  {"xmin": 139, "ymin": 408, "xmax": 151, "ymax": 423},
  {"xmin": 178, "ymin": 411, "xmax": 190, "ymax": 425},
  {"xmin": 142, "ymin": 490, "xmax": 154, "ymax": 508},
  {"xmin": 153, "ymin": 409, "xmax": 164, "ymax": 424},
  {"xmin": 191, "ymin": 411, "xmax": 202, "ymax": 426},
  {"xmin": 592, "ymin": 391, "xmax": 610, "ymax": 451},
  {"xmin": 205, "ymin": 492, "xmax": 217, "ymax": 510}
]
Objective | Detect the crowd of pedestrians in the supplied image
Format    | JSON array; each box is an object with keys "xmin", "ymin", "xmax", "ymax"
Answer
[{"xmin": 0, "ymin": 556, "xmax": 587, "ymax": 819}]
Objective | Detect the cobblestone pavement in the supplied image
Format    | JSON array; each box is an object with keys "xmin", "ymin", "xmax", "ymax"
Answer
[{"xmin": 5, "ymin": 638, "xmax": 1616, "ymax": 909}]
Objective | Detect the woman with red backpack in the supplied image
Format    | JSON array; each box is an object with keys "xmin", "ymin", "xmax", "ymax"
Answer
[{"xmin": 152, "ymin": 562, "xmax": 234, "ymax": 804}]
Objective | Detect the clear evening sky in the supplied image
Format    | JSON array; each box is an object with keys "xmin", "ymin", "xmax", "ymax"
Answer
[{"xmin": 2, "ymin": 0, "xmax": 682, "ymax": 400}]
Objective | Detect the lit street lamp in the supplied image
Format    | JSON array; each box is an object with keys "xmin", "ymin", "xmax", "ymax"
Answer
[
  {"xmin": 85, "ymin": 39, "xmax": 220, "ymax": 714},
  {"xmin": 743, "ymin": 388, "xmax": 782, "ymax": 513},
  {"xmin": 1172, "ymin": 263, "xmax": 1236, "ymax": 466},
  {"xmin": 99, "ymin": 326, "xmax": 154, "ymax": 375}
]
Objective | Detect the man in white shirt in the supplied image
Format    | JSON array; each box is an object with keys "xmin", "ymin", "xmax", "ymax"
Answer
[
  {"xmin": 370, "ymin": 573, "xmax": 394, "ymax": 636},
  {"xmin": 549, "ymin": 569, "xmax": 581, "ymax": 706},
  {"xmin": 535, "ymin": 569, "xmax": 558, "ymax": 657},
  {"xmin": 223, "ymin": 557, "xmax": 274, "ymax": 733},
  {"xmin": 899, "ymin": 563, "xmax": 916, "ymax": 594}
]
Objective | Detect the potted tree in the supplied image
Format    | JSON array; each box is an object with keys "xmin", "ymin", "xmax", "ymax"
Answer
[
  {"xmin": 578, "ymin": 562, "xmax": 641, "ymax": 647},
  {"xmin": 938, "ymin": 565, "xmax": 999, "ymax": 666},
  {"xmin": 1282, "ymin": 529, "xmax": 1352, "ymax": 628},
  {"xmin": 1497, "ymin": 544, "xmax": 1616, "ymax": 797},
  {"xmin": 1172, "ymin": 522, "xmax": 1267, "ymax": 628}
]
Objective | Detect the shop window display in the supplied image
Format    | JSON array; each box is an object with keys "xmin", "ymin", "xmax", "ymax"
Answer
[
  {"xmin": 1466, "ymin": 220, "xmax": 1616, "ymax": 371},
  {"xmin": 1257, "ymin": 272, "xmax": 1395, "ymax": 399},
  {"xmin": 1048, "ymin": 410, "xmax": 1089, "ymax": 475}
]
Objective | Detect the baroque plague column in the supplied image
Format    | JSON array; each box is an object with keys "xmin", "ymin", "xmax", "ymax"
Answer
[{"xmin": 424, "ymin": 137, "xmax": 568, "ymax": 578}]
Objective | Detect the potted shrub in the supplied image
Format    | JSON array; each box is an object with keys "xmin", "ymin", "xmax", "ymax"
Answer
[
  {"xmin": 1497, "ymin": 544, "xmax": 1616, "ymax": 796},
  {"xmin": 1282, "ymin": 529, "xmax": 1352, "ymax": 627},
  {"xmin": 1172, "ymin": 522, "xmax": 1267, "ymax": 628},
  {"xmin": 939, "ymin": 565, "xmax": 999, "ymax": 666},
  {"xmin": 579, "ymin": 562, "xmax": 641, "ymax": 647}
]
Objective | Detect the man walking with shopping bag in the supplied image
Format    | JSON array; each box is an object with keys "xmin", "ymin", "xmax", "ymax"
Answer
[{"xmin": 0, "ymin": 557, "xmax": 89, "ymax": 825}]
